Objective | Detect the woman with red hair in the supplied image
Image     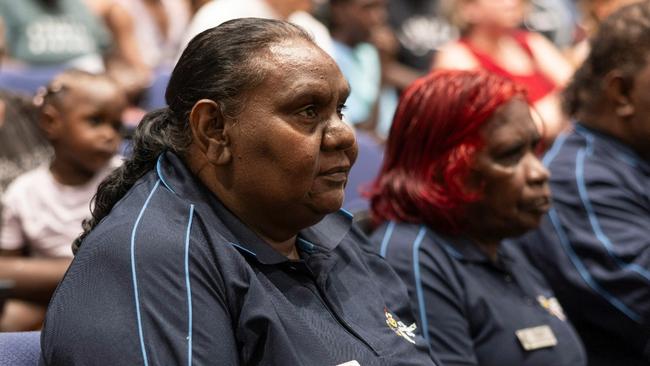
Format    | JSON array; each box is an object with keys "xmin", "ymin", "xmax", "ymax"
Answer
[{"xmin": 368, "ymin": 70, "xmax": 586, "ymax": 366}]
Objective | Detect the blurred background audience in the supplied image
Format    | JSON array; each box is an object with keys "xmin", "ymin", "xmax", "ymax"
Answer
[
  {"xmin": 0, "ymin": 69, "xmax": 125, "ymax": 331},
  {"xmin": 434, "ymin": 0, "xmax": 574, "ymax": 144}
]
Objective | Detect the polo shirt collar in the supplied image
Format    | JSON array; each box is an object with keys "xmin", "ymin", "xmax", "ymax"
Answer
[
  {"xmin": 429, "ymin": 230, "xmax": 514, "ymax": 268},
  {"xmin": 155, "ymin": 151, "xmax": 353, "ymax": 264},
  {"xmin": 575, "ymin": 122, "xmax": 650, "ymax": 172}
]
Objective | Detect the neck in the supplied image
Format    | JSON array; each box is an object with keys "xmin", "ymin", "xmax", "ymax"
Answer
[
  {"xmin": 188, "ymin": 152, "xmax": 303, "ymax": 260},
  {"xmin": 332, "ymin": 29, "xmax": 361, "ymax": 48},
  {"xmin": 465, "ymin": 26, "xmax": 510, "ymax": 52},
  {"xmin": 49, "ymin": 158, "xmax": 95, "ymax": 186},
  {"xmin": 467, "ymin": 234, "xmax": 501, "ymax": 262},
  {"xmin": 262, "ymin": 234, "xmax": 300, "ymax": 260}
]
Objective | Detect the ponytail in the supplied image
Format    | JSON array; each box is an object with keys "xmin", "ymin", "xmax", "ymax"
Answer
[{"xmin": 72, "ymin": 108, "xmax": 191, "ymax": 253}]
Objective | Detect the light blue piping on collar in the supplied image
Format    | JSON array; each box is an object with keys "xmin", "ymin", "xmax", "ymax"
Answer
[
  {"xmin": 156, "ymin": 153, "xmax": 176, "ymax": 194},
  {"xmin": 339, "ymin": 208, "xmax": 354, "ymax": 219}
]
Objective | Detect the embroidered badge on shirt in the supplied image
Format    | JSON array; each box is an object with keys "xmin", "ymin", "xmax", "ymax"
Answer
[
  {"xmin": 537, "ymin": 295, "xmax": 566, "ymax": 321},
  {"xmin": 384, "ymin": 308, "xmax": 417, "ymax": 344}
]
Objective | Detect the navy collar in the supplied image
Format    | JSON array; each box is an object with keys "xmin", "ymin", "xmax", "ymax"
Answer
[
  {"xmin": 428, "ymin": 229, "xmax": 514, "ymax": 269},
  {"xmin": 155, "ymin": 151, "xmax": 353, "ymax": 265},
  {"xmin": 574, "ymin": 122, "xmax": 650, "ymax": 172}
]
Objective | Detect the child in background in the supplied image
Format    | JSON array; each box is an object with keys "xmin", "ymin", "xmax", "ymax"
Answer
[{"xmin": 0, "ymin": 69, "xmax": 127, "ymax": 331}]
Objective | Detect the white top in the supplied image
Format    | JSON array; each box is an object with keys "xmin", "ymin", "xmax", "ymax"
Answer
[
  {"xmin": 179, "ymin": 0, "xmax": 335, "ymax": 59},
  {"xmin": 288, "ymin": 11, "xmax": 334, "ymax": 57},
  {"xmin": 114, "ymin": 0, "xmax": 190, "ymax": 68},
  {"xmin": 0, "ymin": 156, "xmax": 122, "ymax": 257},
  {"xmin": 178, "ymin": 0, "xmax": 278, "ymax": 58}
]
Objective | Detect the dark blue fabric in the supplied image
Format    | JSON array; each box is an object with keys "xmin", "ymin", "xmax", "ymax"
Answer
[
  {"xmin": 518, "ymin": 123, "xmax": 650, "ymax": 365},
  {"xmin": 39, "ymin": 152, "xmax": 438, "ymax": 366},
  {"xmin": 371, "ymin": 222, "xmax": 587, "ymax": 366},
  {"xmin": 0, "ymin": 331, "xmax": 40, "ymax": 366}
]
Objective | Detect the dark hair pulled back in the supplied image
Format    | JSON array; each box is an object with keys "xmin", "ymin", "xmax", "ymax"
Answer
[
  {"xmin": 564, "ymin": 2, "xmax": 650, "ymax": 117},
  {"xmin": 73, "ymin": 18, "xmax": 313, "ymax": 253}
]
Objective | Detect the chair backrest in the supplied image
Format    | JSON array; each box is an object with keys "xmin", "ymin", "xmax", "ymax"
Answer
[
  {"xmin": 343, "ymin": 131, "xmax": 384, "ymax": 214},
  {"xmin": 0, "ymin": 331, "xmax": 41, "ymax": 366}
]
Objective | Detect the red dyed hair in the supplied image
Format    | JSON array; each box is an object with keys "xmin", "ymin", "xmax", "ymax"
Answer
[{"xmin": 368, "ymin": 70, "xmax": 526, "ymax": 233}]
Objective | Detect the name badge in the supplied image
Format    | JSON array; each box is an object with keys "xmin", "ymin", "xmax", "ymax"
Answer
[
  {"xmin": 337, "ymin": 361, "xmax": 361, "ymax": 366},
  {"xmin": 515, "ymin": 325, "xmax": 557, "ymax": 351}
]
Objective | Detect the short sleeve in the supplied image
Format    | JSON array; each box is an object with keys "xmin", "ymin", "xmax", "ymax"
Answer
[
  {"xmin": 40, "ymin": 213, "xmax": 240, "ymax": 365},
  {"xmin": 0, "ymin": 187, "xmax": 26, "ymax": 251}
]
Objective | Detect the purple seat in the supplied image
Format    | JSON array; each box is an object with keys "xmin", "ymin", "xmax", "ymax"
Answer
[
  {"xmin": 343, "ymin": 131, "xmax": 384, "ymax": 214},
  {"xmin": 0, "ymin": 331, "xmax": 41, "ymax": 366}
]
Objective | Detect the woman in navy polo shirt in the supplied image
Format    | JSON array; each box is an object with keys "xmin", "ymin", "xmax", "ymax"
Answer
[
  {"xmin": 368, "ymin": 70, "xmax": 586, "ymax": 366},
  {"xmin": 39, "ymin": 18, "xmax": 438, "ymax": 366}
]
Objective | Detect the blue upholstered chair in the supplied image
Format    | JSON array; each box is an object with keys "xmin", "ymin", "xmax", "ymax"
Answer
[{"xmin": 0, "ymin": 331, "xmax": 41, "ymax": 366}]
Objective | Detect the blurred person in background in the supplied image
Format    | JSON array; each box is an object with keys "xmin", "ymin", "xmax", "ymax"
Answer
[
  {"xmin": 0, "ymin": 69, "xmax": 126, "ymax": 331},
  {"xmin": 518, "ymin": 2, "xmax": 650, "ymax": 364},
  {"xmin": 329, "ymin": 0, "xmax": 411, "ymax": 139},
  {"xmin": 368, "ymin": 70, "xmax": 586, "ymax": 366},
  {"xmin": 434, "ymin": 0, "xmax": 573, "ymax": 144},
  {"xmin": 180, "ymin": 0, "xmax": 322, "ymax": 56},
  {"xmin": 567, "ymin": 0, "xmax": 644, "ymax": 66},
  {"xmin": 0, "ymin": 91, "xmax": 51, "ymax": 196},
  {"xmin": 386, "ymin": 0, "xmax": 457, "ymax": 73},
  {"xmin": 110, "ymin": 0, "xmax": 191, "ymax": 70},
  {"xmin": 0, "ymin": 0, "xmax": 111, "ymax": 73}
]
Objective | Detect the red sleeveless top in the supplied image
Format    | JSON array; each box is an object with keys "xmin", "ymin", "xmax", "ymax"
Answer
[{"xmin": 459, "ymin": 31, "xmax": 556, "ymax": 103}]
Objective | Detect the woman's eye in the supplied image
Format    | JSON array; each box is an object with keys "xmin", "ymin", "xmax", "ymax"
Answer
[
  {"xmin": 496, "ymin": 145, "xmax": 525, "ymax": 164},
  {"xmin": 337, "ymin": 104, "xmax": 347, "ymax": 119},
  {"xmin": 88, "ymin": 116, "xmax": 104, "ymax": 126},
  {"xmin": 298, "ymin": 106, "xmax": 318, "ymax": 118}
]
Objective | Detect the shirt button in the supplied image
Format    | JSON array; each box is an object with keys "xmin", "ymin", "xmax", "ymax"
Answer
[
  {"xmin": 524, "ymin": 297, "xmax": 534, "ymax": 306},
  {"xmin": 504, "ymin": 275, "xmax": 512, "ymax": 282}
]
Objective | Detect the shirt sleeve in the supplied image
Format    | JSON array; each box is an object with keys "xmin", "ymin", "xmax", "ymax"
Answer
[
  {"xmin": 40, "ymin": 221, "xmax": 240, "ymax": 365},
  {"xmin": 0, "ymin": 186, "xmax": 26, "ymax": 251},
  {"xmin": 526, "ymin": 162, "xmax": 650, "ymax": 358},
  {"xmin": 407, "ymin": 244, "xmax": 479, "ymax": 366}
]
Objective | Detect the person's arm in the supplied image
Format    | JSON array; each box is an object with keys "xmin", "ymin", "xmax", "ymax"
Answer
[
  {"xmin": 534, "ymin": 158, "xmax": 650, "ymax": 358},
  {"xmin": 431, "ymin": 42, "xmax": 480, "ymax": 71},
  {"xmin": 41, "ymin": 231, "xmax": 240, "ymax": 365},
  {"xmin": 527, "ymin": 32, "xmax": 574, "ymax": 88},
  {"xmin": 0, "ymin": 256, "xmax": 71, "ymax": 302}
]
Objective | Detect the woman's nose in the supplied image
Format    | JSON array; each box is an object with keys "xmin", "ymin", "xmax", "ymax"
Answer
[
  {"xmin": 526, "ymin": 153, "xmax": 550, "ymax": 185},
  {"xmin": 322, "ymin": 117, "xmax": 358, "ymax": 161}
]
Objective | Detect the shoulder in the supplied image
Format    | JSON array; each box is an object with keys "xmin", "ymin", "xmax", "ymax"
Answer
[
  {"xmin": 433, "ymin": 41, "xmax": 479, "ymax": 70},
  {"xmin": 371, "ymin": 222, "xmax": 455, "ymax": 277},
  {"xmin": 2, "ymin": 165, "xmax": 49, "ymax": 203}
]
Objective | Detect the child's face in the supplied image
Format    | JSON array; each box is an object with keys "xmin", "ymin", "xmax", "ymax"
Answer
[{"xmin": 53, "ymin": 79, "xmax": 126, "ymax": 176}]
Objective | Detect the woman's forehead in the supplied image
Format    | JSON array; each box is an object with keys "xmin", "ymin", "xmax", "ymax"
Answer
[
  {"xmin": 266, "ymin": 39, "xmax": 338, "ymax": 71},
  {"xmin": 257, "ymin": 40, "xmax": 347, "ymax": 91}
]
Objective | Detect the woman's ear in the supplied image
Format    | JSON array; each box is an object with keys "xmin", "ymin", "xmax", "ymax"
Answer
[
  {"xmin": 189, "ymin": 99, "xmax": 232, "ymax": 165},
  {"xmin": 605, "ymin": 71, "xmax": 635, "ymax": 118},
  {"xmin": 40, "ymin": 104, "xmax": 63, "ymax": 141}
]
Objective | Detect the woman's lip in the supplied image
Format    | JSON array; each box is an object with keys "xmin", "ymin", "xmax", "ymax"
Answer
[
  {"xmin": 320, "ymin": 165, "xmax": 350, "ymax": 175},
  {"xmin": 318, "ymin": 166, "xmax": 350, "ymax": 183},
  {"xmin": 521, "ymin": 197, "xmax": 551, "ymax": 213}
]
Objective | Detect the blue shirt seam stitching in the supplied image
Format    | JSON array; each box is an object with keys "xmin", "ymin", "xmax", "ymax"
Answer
[{"xmin": 130, "ymin": 179, "xmax": 161, "ymax": 365}]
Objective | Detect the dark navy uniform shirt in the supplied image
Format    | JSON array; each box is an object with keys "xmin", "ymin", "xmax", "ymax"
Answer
[
  {"xmin": 371, "ymin": 222, "xmax": 586, "ymax": 366},
  {"xmin": 518, "ymin": 123, "xmax": 650, "ymax": 365},
  {"xmin": 40, "ymin": 152, "xmax": 438, "ymax": 366}
]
